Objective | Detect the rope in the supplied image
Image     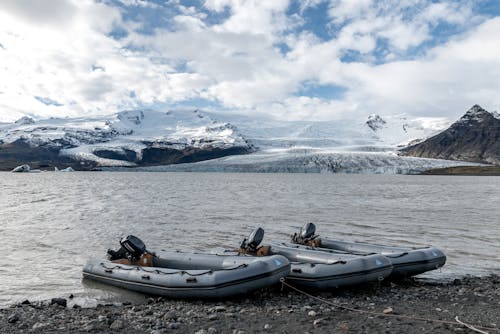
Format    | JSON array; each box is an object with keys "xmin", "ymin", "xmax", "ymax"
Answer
[
  {"xmin": 455, "ymin": 316, "xmax": 491, "ymax": 334},
  {"xmin": 280, "ymin": 278, "xmax": 499, "ymax": 333},
  {"xmin": 100, "ymin": 262, "xmax": 248, "ymax": 276}
]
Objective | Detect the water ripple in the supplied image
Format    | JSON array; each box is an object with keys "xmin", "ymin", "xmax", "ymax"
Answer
[{"xmin": 0, "ymin": 172, "xmax": 499, "ymax": 307}]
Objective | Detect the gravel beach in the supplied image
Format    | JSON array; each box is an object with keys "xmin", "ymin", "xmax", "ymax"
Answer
[{"xmin": 1, "ymin": 275, "xmax": 498, "ymax": 334}]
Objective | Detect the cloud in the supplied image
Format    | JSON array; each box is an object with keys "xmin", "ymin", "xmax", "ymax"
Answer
[
  {"xmin": 0, "ymin": 0, "xmax": 78, "ymax": 27},
  {"xmin": 0, "ymin": 0, "xmax": 498, "ymax": 123}
]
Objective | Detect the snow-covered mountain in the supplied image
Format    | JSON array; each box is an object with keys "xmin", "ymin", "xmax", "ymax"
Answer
[
  {"xmin": 0, "ymin": 107, "xmax": 483, "ymax": 173},
  {"xmin": 208, "ymin": 112, "xmax": 449, "ymax": 150},
  {"xmin": 0, "ymin": 110, "xmax": 253, "ymax": 170}
]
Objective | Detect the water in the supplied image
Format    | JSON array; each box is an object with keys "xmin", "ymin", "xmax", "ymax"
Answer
[{"xmin": 1, "ymin": 172, "xmax": 499, "ymax": 307}]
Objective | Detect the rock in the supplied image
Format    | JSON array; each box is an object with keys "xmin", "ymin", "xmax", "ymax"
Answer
[
  {"xmin": 383, "ymin": 307, "xmax": 393, "ymax": 314},
  {"xmin": 194, "ymin": 330, "xmax": 208, "ymax": 334},
  {"xmin": 264, "ymin": 323, "xmax": 272, "ymax": 329},
  {"xmin": 214, "ymin": 305, "xmax": 226, "ymax": 312},
  {"xmin": 308, "ymin": 310, "xmax": 317, "ymax": 317},
  {"xmin": 167, "ymin": 322, "xmax": 180, "ymax": 329},
  {"xmin": 313, "ymin": 318, "xmax": 324, "ymax": 326},
  {"xmin": 208, "ymin": 327, "xmax": 218, "ymax": 334},
  {"xmin": 110, "ymin": 319, "xmax": 125, "ymax": 330},
  {"xmin": 7, "ymin": 313, "xmax": 19, "ymax": 323},
  {"xmin": 50, "ymin": 298, "xmax": 67, "ymax": 307},
  {"xmin": 21, "ymin": 299, "xmax": 31, "ymax": 305},
  {"xmin": 232, "ymin": 330, "xmax": 246, "ymax": 334},
  {"xmin": 32, "ymin": 322, "xmax": 47, "ymax": 330},
  {"xmin": 164, "ymin": 310, "xmax": 178, "ymax": 320},
  {"xmin": 208, "ymin": 314, "xmax": 218, "ymax": 321},
  {"xmin": 82, "ymin": 320, "xmax": 98, "ymax": 332},
  {"xmin": 155, "ymin": 320, "xmax": 165, "ymax": 329}
]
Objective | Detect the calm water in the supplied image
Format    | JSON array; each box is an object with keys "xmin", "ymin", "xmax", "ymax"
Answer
[{"xmin": 1, "ymin": 172, "xmax": 499, "ymax": 307}]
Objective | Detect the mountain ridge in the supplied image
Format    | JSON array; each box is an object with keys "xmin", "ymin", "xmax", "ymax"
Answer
[
  {"xmin": 0, "ymin": 109, "xmax": 253, "ymax": 170},
  {"xmin": 400, "ymin": 105, "xmax": 500, "ymax": 164}
]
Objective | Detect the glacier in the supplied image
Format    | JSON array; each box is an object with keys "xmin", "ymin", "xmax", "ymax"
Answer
[{"xmin": 0, "ymin": 108, "xmax": 483, "ymax": 173}]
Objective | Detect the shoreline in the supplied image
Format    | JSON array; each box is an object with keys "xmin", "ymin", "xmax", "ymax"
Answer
[
  {"xmin": 1, "ymin": 275, "xmax": 498, "ymax": 333},
  {"xmin": 421, "ymin": 165, "xmax": 500, "ymax": 175}
]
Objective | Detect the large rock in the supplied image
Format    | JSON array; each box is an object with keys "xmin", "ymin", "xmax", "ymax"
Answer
[{"xmin": 400, "ymin": 105, "xmax": 500, "ymax": 164}]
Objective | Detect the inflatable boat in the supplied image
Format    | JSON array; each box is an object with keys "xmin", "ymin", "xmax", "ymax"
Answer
[
  {"xmin": 238, "ymin": 228, "xmax": 393, "ymax": 289},
  {"xmin": 83, "ymin": 236, "xmax": 290, "ymax": 299},
  {"xmin": 291, "ymin": 223, "xmax": 446, "ymax": 278}
]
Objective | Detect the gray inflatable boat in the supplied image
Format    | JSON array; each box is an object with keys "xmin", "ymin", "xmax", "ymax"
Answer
[
  {"xmin": 83, "ymin": 236, "xmax": 290, "ymax": 299},
  {"xmin": 291, "ymin": 223, "xmax": 446, "ymax": 278},
  {"xmin": 238, "ymin": 228, "xmax": 393, "ymax": 290}
]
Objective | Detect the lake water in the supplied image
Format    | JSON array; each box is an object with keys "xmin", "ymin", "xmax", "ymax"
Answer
[{"xmin": 1, "ymin": 172, "xmax": 499, "ymax": 307}]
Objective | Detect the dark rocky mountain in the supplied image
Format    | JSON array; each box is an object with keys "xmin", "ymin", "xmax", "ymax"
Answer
[
  {"xmin": 366, "ymin": 114, "xmax": 387, "ymax": 131},
  {"xmin": 400, "ymin": 105, "xmax": 500, "ymax": 164}
]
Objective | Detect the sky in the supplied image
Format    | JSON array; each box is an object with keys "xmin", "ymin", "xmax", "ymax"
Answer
[{"xmin": 1, "ymin": 0, "xmax": 500, "ymax": 122}]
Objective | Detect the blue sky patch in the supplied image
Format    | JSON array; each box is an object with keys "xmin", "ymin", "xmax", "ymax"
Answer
[{"xmin": 35, "ymin": 96, "xmax": 64, "ymax": 107}]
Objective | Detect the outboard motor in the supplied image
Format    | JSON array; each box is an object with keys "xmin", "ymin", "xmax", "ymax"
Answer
[
  {"xmin": 108, "ymin": 235, "xmax": 148, "ymax": 261},
  {"xmin": 291, "ymin": 222, "xmax": 319, "ymax": 245},
  {"xmin": 120, "ymin": 235, "xmax": 147, "ymax": 260},
  {"xmin": 240, "ymin": 227, "xmax": 265, "ymax": 254}
]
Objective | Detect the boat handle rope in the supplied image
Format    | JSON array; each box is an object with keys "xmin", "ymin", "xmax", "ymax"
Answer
[
  {"xmin": 279, "ymin": 278, "xmax": 498, "ymax": 334},
  {"xmin": 100, "ymin": 262, "xmax": 248, "ymax": 276},
  {"xmin": 384, "ymin": 252, "xmax": 409, "ymax": 258}
]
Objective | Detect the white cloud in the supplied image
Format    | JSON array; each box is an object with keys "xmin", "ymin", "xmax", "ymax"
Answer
[
  {"xmin": 204, "ymin": 0, "xmax": 293, "ymax": 36},
  {"xmin": 0, "ymin": 0, "xmax": 498, "ymax": 124}
]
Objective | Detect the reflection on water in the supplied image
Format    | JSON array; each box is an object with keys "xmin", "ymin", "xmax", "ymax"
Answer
[{"xmin": 1, "ymin": 172, "xmax": 499, "ymax": 307}]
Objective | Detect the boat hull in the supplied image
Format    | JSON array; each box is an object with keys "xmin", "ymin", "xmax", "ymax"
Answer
[
  {"xmin": 83, "ymin": 252, "xmax": 290, "ymax": 299},
  {"xmin": 314, "ymin": 239, "xmax": 446, "ymax": 278},
  {"xmin": 269, "ymin": 243, "xmax": 393, "ymax": 289}
]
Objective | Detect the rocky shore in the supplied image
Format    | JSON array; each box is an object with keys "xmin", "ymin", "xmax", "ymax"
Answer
[
  {"xmin": 1, "ymin": 275, "xmax": 498, "ymax": 334},
  {"xmin": 421, "ymin": 165, "xmax": 500, "ymax": 176}
]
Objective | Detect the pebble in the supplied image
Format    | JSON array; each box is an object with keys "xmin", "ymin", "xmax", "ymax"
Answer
[
  {"xmin": 233, "ymin": 330, "xmax": 246, "ymax": 334},
  {"xmin": 167, "ymin": 322, "xmax": 180, "ymax": 329},
  {"xmin": 32, "ymin": 322, "xmax": 47, "ymax": 330},
  {"xmin": 264, "ymin": 323, "xmax": 272, "ymax": 329},
  {"xmin": 110, "ymin": 319, "xmax": 125, "ymax": 330},
  {"xmin": 383, "ymin": 307, "xmax": 393, "ymax": 314},
  {"xmin": 308, "ymin": 310, "xmax": 317, "ymax": 317},
  {"xmin": 208, "ymin": 314, "xmax": 218, "ymax": 321},
  {"xmin": 7, "ymin": 313, "xmax": 19, "ymax": 324},
  {"xmin": 155, "ymin": 320, "xmax": 165, "ymax": 329},
  {"xmin": 214, "ymin": 305, "xmax": 226, "ymax": 312},
  {"xmin": 164, "ymin": 310, "xmax": 178, "ymax": 320},
  {"xmin": 207, "ymin": 327, "xmax": 218, "ymax": 334},
  {"xmin": 313, "ymin": 318, "xmax": 324, "ymax": 326},
  {"xmin": 194, "ymin": 330, "xmax": 208, "ymax": 334}
]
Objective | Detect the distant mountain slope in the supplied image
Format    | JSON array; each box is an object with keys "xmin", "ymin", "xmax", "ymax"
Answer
[
  {"xmin": 400, "ymin": 105, "xmax": 500, "ymax": 164},
  {"xmin": 0, "ymin": 110, "xmax": 253, "ymax": 170}
]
